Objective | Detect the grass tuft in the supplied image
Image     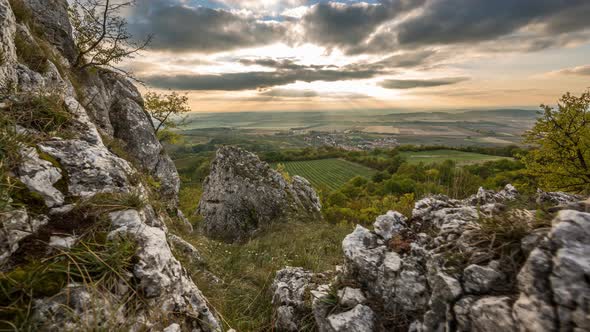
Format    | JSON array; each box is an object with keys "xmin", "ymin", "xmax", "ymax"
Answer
[
  {"xmin": 0, "ymin": 234, "xmax": 137, "ymax": 331},
  {"xmin": 14, "ymin": 32, "xmax": 49, "ymax": 73},
  {"xmin": 5, "ymin": 92, "xmax": 72, "ymax": 135},
  {"xmin": 179, "ymin": 221, "xmax": 352, "ymax": 331}
]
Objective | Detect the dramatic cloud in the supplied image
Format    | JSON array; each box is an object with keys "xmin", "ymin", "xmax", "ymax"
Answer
[
  {"xmin": 379, "ymin": 77, "xmax": 469, "ymax": 89},
  {"xmin": 145, "ymin": 66, "xmax": 380, "ymax": 91},
  {"xmin": 552, "ymin": 65, "xmax": 590, "ymax": 76},
  {"xmin": 129, "ymin": 4, "xmax": 287, "ymax": 53},
  {"xmin": 396, "ymin": 0, "xmax": 590, "ymax": 46},
  {"xmin": 301, "ymin": 0, "xmax": 425, "ymax": 53}
]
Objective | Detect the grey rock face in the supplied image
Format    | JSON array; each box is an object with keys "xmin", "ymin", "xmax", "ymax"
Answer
[
  {"xmin": 327, "ymin": 304, "xmax": 376, "ymax": 332},
  {"xmin": 272, "ymin": 267, "xmax": 318, "ymax": 331},
  {"xmin": 109, "ymin": 209, "xmax": 221, "ymax": 331},
  {"xmin": 536, "ymin": 189, "xmax": 583, "ymax": 206},
  {"xmin": 38, "ymin": 139, "xmax": 134, "ymax": 198},
  {"xmin": 22, "ymin": 0, "xmax": 76, "ymax": 63},
  {"xmin": 513, "ymin": 209, "xmax": 590, "ymax": 331},
  {"xmin": 82, "ymin": 71, "xmax": 180, "ymax": 203},
  {"xmin": 198, "ymin": 146, "xmax": 321, "ymax": 242},
  {"xmin": 0, "ymin": 0, "xmax": 17, "ymax": 83},
  {"xmin": 17, "ymin": 147, "xmax": 64, "ymax": 207},
  {"xmin": 0, "ymin": 209, "xmax": 48, "ymax": 265},
  {"xmin": 373, "ymin": 210, "xmax": 407, "ymax": 241}
]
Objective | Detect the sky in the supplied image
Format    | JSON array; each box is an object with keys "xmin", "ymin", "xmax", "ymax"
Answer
[{"xmin": 122, "ymin": 0, "xmax": 590, "ymax": 113}]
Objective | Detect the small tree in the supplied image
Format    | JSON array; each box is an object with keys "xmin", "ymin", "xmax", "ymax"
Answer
[
  {"xmin": 522, "ymin": 91, "xmax": 590, "ymax": 193},
  {"xmin": 69, "ymin": 0, "xmax": 152, "ymax": 71},
  {"xmin": 144, "ymin": 91, "xmax": 191, "ymax": 142}
]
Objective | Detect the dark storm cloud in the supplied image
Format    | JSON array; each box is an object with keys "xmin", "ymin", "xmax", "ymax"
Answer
[
  {"xmin": 145, "ymin": 66, "xmax": 380, "ymax": 91},
  {"xmin": 379, "ymin": 77, "xmax": 469, "ymax": 89},
  {"xmin": 129, "ymin": 3, "xmax": 287, "ymax": 53},
  {"xmin": 301, "ymin": 0, "xmax": 425, "ymax": 54},
  {"xmin": 396, "ymin": 0, "xmax": 590, "ymax": 46}
]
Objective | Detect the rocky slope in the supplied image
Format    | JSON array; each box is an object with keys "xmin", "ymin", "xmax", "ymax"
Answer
[
  {"xmin": 272, "ymin": 187, "xmax": 589, "ymax": 331},
  {"xmin": 0, "ymin": 0, "xmax": 218, "ymax": 330},
  {"xmin": 198, "ymin": 146, "xmax": 321, "ymax": 242}
]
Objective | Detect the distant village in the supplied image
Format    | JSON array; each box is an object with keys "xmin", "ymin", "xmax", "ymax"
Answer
[{"xmin": 289, "ymin": 129, "xmax": 399, "ymax": 151}]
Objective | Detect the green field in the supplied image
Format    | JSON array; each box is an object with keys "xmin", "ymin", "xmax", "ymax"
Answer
[
  {"xmin": 400, "ymin": 149, "xmax": 512, "ymax": 165},
  {"xmin": 276, "ymin": 158, "xmax": 377, "ymax": 191}
]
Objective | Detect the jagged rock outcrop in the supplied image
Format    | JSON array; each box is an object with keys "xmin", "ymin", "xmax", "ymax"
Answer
[
  {"xmin": 273, "ymin": 185, "xmax": 590, "ymax": 331},
  {"xmin": 198, "ymin": 146, "xmax": 322, "ymax": 242},
  {"xmin": 0, "ymin": 1, "xmax": 219, "ymax": 330}
]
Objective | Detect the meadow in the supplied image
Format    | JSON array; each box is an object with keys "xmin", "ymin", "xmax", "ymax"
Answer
[
  {"xmin": 274, "ymin": 158, "xmax": 377, "ymax": 191},
  {"xmin": 399, "ymin": 149, "xmax": 512, "ymax": 165}
]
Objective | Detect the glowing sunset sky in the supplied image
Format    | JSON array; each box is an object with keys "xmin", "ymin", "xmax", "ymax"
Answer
[{"xmin": 123, "ymin": 0, "xmax": 590, "ymax": 112}]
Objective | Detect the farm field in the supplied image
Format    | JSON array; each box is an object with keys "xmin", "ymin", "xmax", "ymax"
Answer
[
  {"xmin": 275, "ymin": 158, "xmax": 377, "ymax": 191},
  {"xmin": 400, "ymin": 149, "xmax": 512, "ymax": 165}
]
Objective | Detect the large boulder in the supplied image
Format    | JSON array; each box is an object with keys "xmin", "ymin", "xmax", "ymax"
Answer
[{"xmin": 198, "ymin": 146, "xmax": 321, "ymax": 242}]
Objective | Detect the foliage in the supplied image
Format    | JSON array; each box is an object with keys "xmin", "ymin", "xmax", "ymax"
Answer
[
  {"xmin": 522, "ymin": 91, "xmax": 590, "ymax": 193},
  {"xmin": 320, "ymin": 158, "xmax": 530, "ymax": 225},
  {"xmin": 275, "ymin": 163, "xmax": 292, "ymax": 183},
  {"xmin": 144, "ymin": 91, "xmax": 191, "ymax": 137},
  {"xmin": 69, "ymin": 0, "xmax": 152, "ymax": 72}
]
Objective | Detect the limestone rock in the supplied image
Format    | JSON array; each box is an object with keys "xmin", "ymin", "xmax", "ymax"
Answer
[
  {"xmin": 0, "ymin": 0, "xmax": 17, "ymax": 83},
  {"xmin": 338, "ymin": 287, "xmax": 366, "ymax": 308},
  {"xmin": 17, "ymin": 147, "xmax": 64, "ymax": 207},
  {"xmin": 33, "ymin": 284, "xmax": 126, "ymax": 331},
  {"xmin": 327, "ymin": 304, "xmax": 376, "ymax": 332},
  {"xmin": 536, "ymin": 189, "xmax": 583, "ymax": 206},
  {"xmin": 198, "ymin": 146, "xmax": 321, "ymax": 242},
  {"xmin": 463, "ymin": 262, "xmax": 505, "ymax": 294},
  {"xmin": 109, "ymin": 209, "xmax": 221, "ymax": 331},
  {"xmin": 514, "ymin": 210, "xmax": 590, "ymax": 331},
  {"xmin": 373, "ymin": 210, "xmax": 407, "ymax": 241},
  {"xmin": 0, "ymin": 209, "xmax": 48, "ymax": 265},
  {"xmin": 272, "ymin": 267, "xmax": 317, "ymax": 331},
  {"xmin": 81, "ymin": 71, "xmax": 180, "ymax": 202},
  {"xmin": 38, "ymin": 139, "xmax": 134, "ymax": 198},
  {"xmin": 22, "ymin": 0, "xmax": 76, "ymax": 62},
  {"xmin": 342, "ymin": 225, "xmax": 385, "ymax": 281}
]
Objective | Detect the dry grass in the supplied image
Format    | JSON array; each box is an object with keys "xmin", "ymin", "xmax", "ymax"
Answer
[{"xmin": 177, "ymin": 221, "xmax": 352, "ymax": 331}]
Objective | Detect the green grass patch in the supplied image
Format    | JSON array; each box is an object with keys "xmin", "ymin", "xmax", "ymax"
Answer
[
  {"xmin": 179, "ymin": 221, "xmax": 353, "ymax": 331},
  {"xmin": 399, "ymin": 149, "xmax": 511, "ymax": 166},
  {"xmin": 273, "ymin": 158, "xmax": 377, "ymax": 191}
]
